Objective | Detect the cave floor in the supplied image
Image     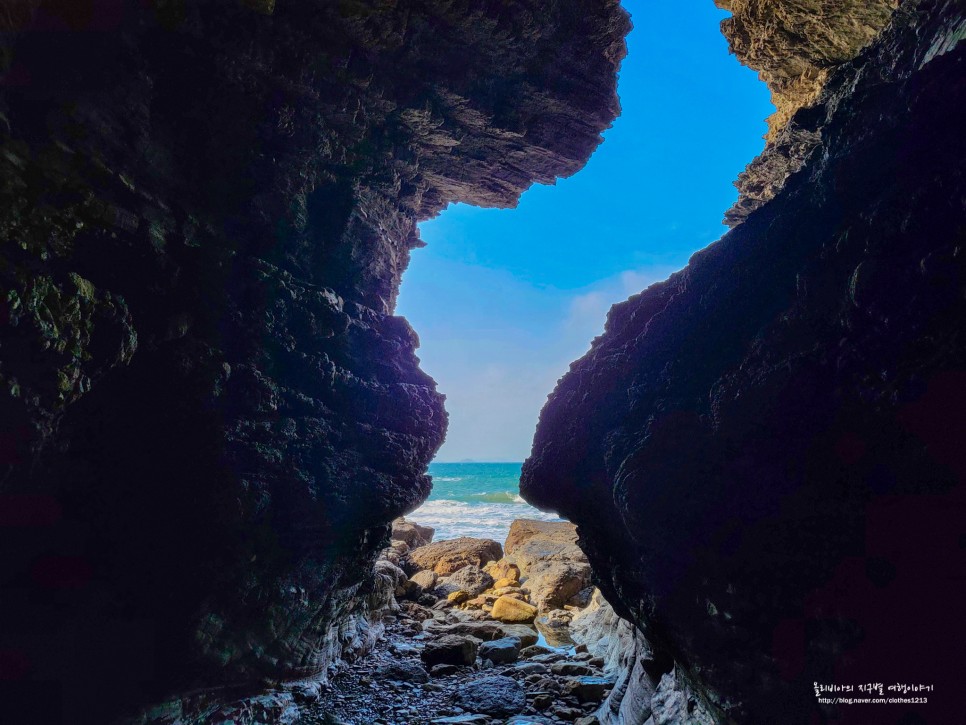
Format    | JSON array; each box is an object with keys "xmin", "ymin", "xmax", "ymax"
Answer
[{"xmin": 292, "ymin": 605, "xmax": 605, "ymax": 725}]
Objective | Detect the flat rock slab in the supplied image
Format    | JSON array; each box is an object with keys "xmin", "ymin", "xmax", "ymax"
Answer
[
  {"xmin": 422, "ymin": 619, "xmax": 538, "ymax": 647},
  {"xmin": 566, "ymin": 675, "xmax": 615, "ymax": 703},
  {"xmin": 504, "ymin": 520, "xmax": 579, "ymax": 554}
]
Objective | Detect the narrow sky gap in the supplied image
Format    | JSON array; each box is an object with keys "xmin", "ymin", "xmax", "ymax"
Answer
[{"xmin": 396, "ymin": 0, "xmax": 774, "ymax": 463}]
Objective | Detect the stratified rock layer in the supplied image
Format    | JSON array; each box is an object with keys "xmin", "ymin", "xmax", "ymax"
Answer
[
  {"xmin": 718, "ymin": 0, "xmax": 898, "ymax": 225},
  {"xmin": 0, "ymin": 1, "xmax": 627, "ymax": 721},
  {"xmin": 717, "ymin": 0, "xmax": 897, "ymax": 139},
  {"xmin": 524, "ymin": 1, "xmax": 965, "ymax": 722}
]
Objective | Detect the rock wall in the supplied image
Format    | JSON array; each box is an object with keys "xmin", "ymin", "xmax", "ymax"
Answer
[
  {"xmin": 0, "ymin": 1, "xmax": 628, "ymax": 722},
  {"xmin": 718, "ymin": 0, "xmax": 898, "ymax": 225},
  {"xmin": 524, "ymin": 1, "xmax": 966, "ymax": 722}
]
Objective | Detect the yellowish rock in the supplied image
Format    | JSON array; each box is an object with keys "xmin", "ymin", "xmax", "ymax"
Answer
[
  {"xmin": 447, "ymin": 590, "xmax": 470, "ymax": 604},
  {"xmin": 485, "ymin": 560, "xmax": 521, "ymax": 582},
  {"xmin": 493, "ymin": 577, "xmax": 519, "ymax": 589},
  {"xmin": 491, "ymin": 595, "xmax": 538, "ymax": 623}
]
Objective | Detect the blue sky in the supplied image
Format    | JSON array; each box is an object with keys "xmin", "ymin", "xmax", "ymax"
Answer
[{"xmin": 396, "ymin": 0, "xmax": 774, "ymax": 462}]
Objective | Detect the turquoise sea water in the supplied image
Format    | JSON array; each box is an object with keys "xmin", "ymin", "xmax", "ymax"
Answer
[{"xmin": 409, "ymin": 462, "xmax": 563, "ymax": 543}]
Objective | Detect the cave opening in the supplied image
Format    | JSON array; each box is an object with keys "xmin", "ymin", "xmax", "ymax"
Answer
[{"xmin": 394, "ymin": 0, "xmax": 772, "ymax": 544}]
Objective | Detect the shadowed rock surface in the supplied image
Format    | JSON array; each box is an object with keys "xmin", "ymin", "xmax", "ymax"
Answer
[
  {"xmin": 524, "ymin": 1, "xmax": 966, "ymax": 722},
  {"xmin": 0, "ymin": 0, "xmax": 628, "ymax": 721}
]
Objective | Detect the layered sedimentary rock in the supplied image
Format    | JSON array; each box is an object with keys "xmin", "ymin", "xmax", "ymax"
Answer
[
  {"xmin": 718, "ymin": 0, "xmax": 898, "ymax": 225},
  {"xmin": 0, "ymin": 1, "xmax": 627, "ymax": 721},
  {"xmin": 524, "ymin": 1, "xmax": 965, "ymax": 722}
]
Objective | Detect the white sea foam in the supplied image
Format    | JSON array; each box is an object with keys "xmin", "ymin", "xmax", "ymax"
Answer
[{"xmin": 410, "ymin": 498, "xmax": 562, "ymax": 543}]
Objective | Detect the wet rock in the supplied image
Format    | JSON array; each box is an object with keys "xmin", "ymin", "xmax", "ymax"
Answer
[
  {"xmin": 491, "ymin": 595, "xmax": 538, "ymax": 623},
  {"xmin": 454, "ymin": 675, "xmax": 527, "ymax": 718},
  {"xmin": 479, "ymin": 636, "xmax": 522, "ymax": 664},
  {"xmin": 420, "ymin": 635, "xmax": 479, "ymax": 667},
  {"xmin": 507, "ymin": 716, "xmax": 556, "ymax": 724},
  {"xmin": 574, "ymin": 717, "xmax": 601, "ymax": 725},
  {"xmin": 407, "ymin": 537, "xmax": 504, "ymax": 576},
  {"xmin": 566, "ymin": 676, "xmax": 614, "ymax": 703}
]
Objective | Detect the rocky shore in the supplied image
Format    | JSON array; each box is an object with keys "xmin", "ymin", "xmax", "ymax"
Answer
[
  {"xmin": 313, "ymin": 517, "xmax": 615, "ymax": 724},
  {"xmin": 165, "ymin": 518, "xmax": 630, "ymax": 724}
]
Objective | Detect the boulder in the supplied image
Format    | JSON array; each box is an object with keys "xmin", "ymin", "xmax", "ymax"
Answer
[
  {"xmin": 525, "ymin": 561, "xmax": 592, "ymax": 612},
  {"xmin": 430, "ymin": 664, "xmax": 461, "ymax": 677},
  {"xmin": 520, "ymin": 645, "xmax": 555, "ymax": 658},
  {"xmin": 536, "ymin": 609, "xmax": 573, "ymax": 631},
  {"xmin": 479, "ymin": 636, "xmax": 521, "ymax": 664},
  {"xmin": 566, "ymin": 676, "xmax": 614, "ymax": 703},
  {"xmin": 407, "ymin": 537, "xmax": 503, "ymax": 576},
  {"xmin": 422, "ymin": 619, "xmax": 539, "ymax": 647},
  {"xmin": 435, "ymin": 565, "xmax": 494, "ymax": 598},
  {"xmin": 504, "ymin": 519, "xmax": 579, "ymax": 554},
  {"xmin": 420, "ymin": 635, "xmax": 479, "ymax": 667},
  {"xmin": 376, "ymin": 661, "xmax": 430, "ymax": 684},
  {"xmin": 484, "ymin": 560, "xmax": 521, "ymax": 582},
  {"xmin": 508, "ymin": 538, "xmax": 588, "ymax": 575},
  {"xmin": 454, "ymin": 675, "xmax": 527, "ymax": 718},
  {"xmin": 392, "ymin": 518, "xmax": 435, "ymax": 549},
  {"xmin": 388, "ymin": 539, "xmax": 410, "ymax": 557},
  {"xmin": 409, "ymin": 569, "xmax": 438, "ymax": 593},
  {"xmin": 493, "ymin": 577, "xmax": 520, "ymax": 589},
  {"xmin": 499, "ymin": 624, "xmax": 541, "ymax": 648},
  {"xmin": 491, "ymin": 595, "xmax": 538, "ymax": 623},
  {"xmin": 551, "ymin": 662, "xmax": 595, "ymax": 677}
]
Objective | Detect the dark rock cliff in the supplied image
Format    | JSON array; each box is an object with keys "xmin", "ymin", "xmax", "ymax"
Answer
[
  {"xmin": 524, "ymin": 1, "xmax": 966, "ymax": 723},
  {"xmin": 0, "ymin": 1, "xmax": 627, "ymax": 721}
]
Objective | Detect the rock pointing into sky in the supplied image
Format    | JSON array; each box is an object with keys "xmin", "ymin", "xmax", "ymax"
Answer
[
  {"xmin": 0, "ymin": 0, "xmax": 627, "ymax": 720},
  {"xmin": 524, "ymin": 1, "xmax": 966, "ymax": 722}
]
